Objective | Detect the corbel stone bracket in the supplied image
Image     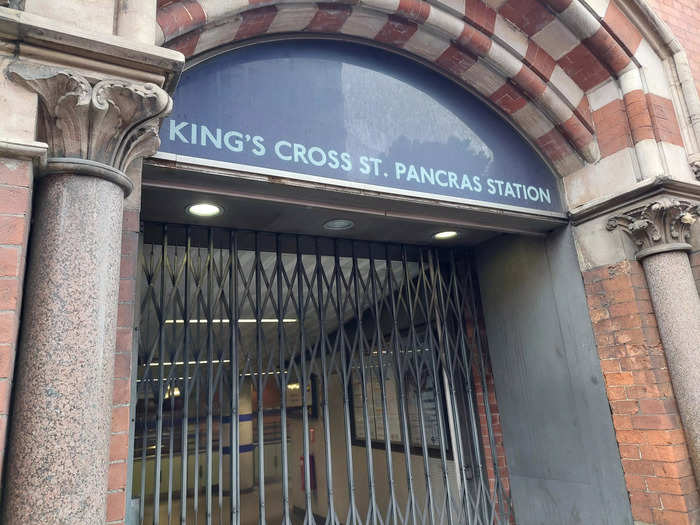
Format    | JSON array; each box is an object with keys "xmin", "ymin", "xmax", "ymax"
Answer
[
  {"xmin": 689, "ymin": 153, "xmax": 700, "ymax": 180},
  {"xmin": 6, "ymin": 62, "xmax": 172, "ymax": 196},
  {"xmin": 606, "ymin": 198, "xmax": 699, "ymax": 259}
]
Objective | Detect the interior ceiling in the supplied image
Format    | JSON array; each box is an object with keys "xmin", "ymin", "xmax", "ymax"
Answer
[
  {"xmin": 138, "ymin": 247, "xmax": 421, "ymax": 365},
  {"xmin": 141, "ymin": 162, "xmax": 565, "ymax": 247},
  {"xmin": 141, "ymin": 186, "xmax": 493, "ymax": 247}
]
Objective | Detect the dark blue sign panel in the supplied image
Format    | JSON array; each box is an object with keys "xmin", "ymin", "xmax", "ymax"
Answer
[{"xmin": 159, "ymin": 41, "xmax": 562, "ymax": 214}]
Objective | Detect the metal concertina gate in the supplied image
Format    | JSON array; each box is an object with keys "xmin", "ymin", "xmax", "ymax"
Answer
[{"xmin": 134, "ymin": 223, "xmax": 511, "ymax": 525}]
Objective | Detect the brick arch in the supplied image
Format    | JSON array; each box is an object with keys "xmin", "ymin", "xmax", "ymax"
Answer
[{"xmin": 155, "ymin": 0, "xmax": 673, "ymax": 178}]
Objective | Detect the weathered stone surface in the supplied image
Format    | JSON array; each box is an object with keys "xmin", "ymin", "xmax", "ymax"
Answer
[
  {"xmin": 2, "ymin": 175, "xmax": 123, "ymax": 525},
  {"xmin": 608, "ymin": 197, "xmax": 700, "ymax": 483},
  {"xmin": 7, "ymin": 63, "xmax": 172, "ymax": 174},
  {"xmin": 607, "ymin": 198, "xmax": 699, "ymax": 259},
  {"xmin": 642, "ymin": 251, "xmax": 700, "ymax": 486},
  {"xmin": 2, "ymin": 66, "xmax": 171, "ymax": 524}
]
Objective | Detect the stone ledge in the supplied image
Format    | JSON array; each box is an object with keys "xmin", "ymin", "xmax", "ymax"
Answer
[
  {"xmin": 0, "ymin": 138, "xmax": 47, "ymax": 167},
  {"xmin": 569, "ymin": 176, "xmax": 700, "ymax": 225},
  {"xmin": 0, "ymin": 7, "xmax": 184, "ymax": 92}
]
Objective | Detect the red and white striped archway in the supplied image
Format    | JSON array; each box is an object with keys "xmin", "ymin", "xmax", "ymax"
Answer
[{"xmin": 154, "ymin": 0, "xmax": 687, "ymax": 202}]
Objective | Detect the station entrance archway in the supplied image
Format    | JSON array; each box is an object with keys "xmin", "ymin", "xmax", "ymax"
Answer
[{"xmin": 130, "ymin": 37, "xmax": 633, "ymax": 525}]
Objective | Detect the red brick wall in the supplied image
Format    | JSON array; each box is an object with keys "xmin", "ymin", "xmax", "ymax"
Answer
[
  {"xmin": 473, "ymin": 361, "xmax": 512, "ymax": 511},
  {"xmin": 467, "ymin": 295, "xmax": 513, "ymax": 518},
  {"xmin": 584, "ymin": 260, "xmax": 700, "ymax": 524},
  {"xmin": 107, "ymin": 208, "xmax": 139, "ymax": 525},
  {"xmin": 0, "ymin": 157, "xmax": 32, "ymax": 479},
  {"xmin": 648, "ymin": 0, "xmax": 700, "ymax": 94}
]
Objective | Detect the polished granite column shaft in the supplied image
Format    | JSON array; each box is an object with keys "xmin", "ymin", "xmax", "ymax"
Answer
[
  {"xmin": 608, "ymin": 198, "xmax": 700, "ymax": 481},
  {"xmin": 2, "ymin": 173, "xmax": 125, "ymax": 524},
  {"xmin": 1, "ymin": 64, "xmax": 171, "ymax": 524},
  {"xmin": 642, "ymin": 250, "xmax": 700, "ymax": 479}
]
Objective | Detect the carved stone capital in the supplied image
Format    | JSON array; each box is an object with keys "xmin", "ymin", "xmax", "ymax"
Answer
[
  {"xmin": 6, "ymin": 62, "xmax": 172, "ymax": 195},
  {"xmin": 606, "ymin": 198, "xmax": 699, "ymax": 259}
]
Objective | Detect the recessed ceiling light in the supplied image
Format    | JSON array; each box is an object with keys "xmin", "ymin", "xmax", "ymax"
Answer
[
  {"xmin": 323, "ymin": 219, "xmax": 354, "ymax": 231},
  {"xmin": 433, "ymin": 230, "xmax": 458, "ymax": 240},
  {"xmin": 186, "ymin": 203, "xmax": 222, "ymax": 217}
]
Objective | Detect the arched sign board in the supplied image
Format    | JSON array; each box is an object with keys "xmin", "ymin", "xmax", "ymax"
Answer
[{"xmin": 157, "ymin": 40, "xmax": 563, "ymax": 216}]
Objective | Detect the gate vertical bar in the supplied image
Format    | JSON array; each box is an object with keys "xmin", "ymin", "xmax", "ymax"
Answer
[
  {"xmin": 451, "ymin": 251, "xmax": 482, "ymax": 523},
  {"xmin": 255, "ymin": 232, "xmax": 267, "ymax": 524},
  {"xmin": 385, "ymin": 248, "xmax": 418, "ymax": 525},
  {"xmin": 193, "ymin": 244, "xmax": 202, "ymax": 523},
  {"xmin": 166, "ymin": 242, "xmax": 180, "ymax": 525},
  {"xmin": 452, "ymin": 251, "xmax": 489, "ymax": 522},
  {"xmin": 180, "ymin": 227, "xmax": 191, "ymax": 525},
  {"xmin": 368, "ymin": 248, "xmax": 399, "ymax": 524},
  {"xmin": 351, "ymin": 243, "xmax": 379, "ymax": 525},
  {"xmin": 335, "ymin": 241, "xmax": 358, "ymax": 525},
  {"xmin": 217, "ymin": 243, "xmax": 226, "ymax": 524},
  {"xmin": 297, "ymin": 236, "xmax": 314, "ymax": 522},
  {"xmin": 315, "ymin": 240, "xmax": 337, "ymax": 524},
  {"xmin": 154, "ymin": 224, "xmax": 168, "ymax": 525},
  {"xmin": 139, "ymin": 240, "xmax": 154, "ymax": 524},
  {"xmin": 433, "ymin": 250, "xmax": 472, "ymax": 524},
  {"xmin": 167, "ymin": 365, "xmax": 175, "ymax": 524},
  {"xmin": 402, "ymin": 247, "xmax": 435, "ymax": 525},
  {"xmin": 206, "ymin": 228, "xmax": 215, "ymax": 525},
  {"xmin": 420, "ymin": 249, "xmax": 454, "ymax": 525},
  {"xmin": 167, "ymin": 383, "xmax": 174, "ymax": 523},
  {"xmin": 230, "ymin": 231, "xmax": 241, "ymax": 525},
  {"xmin": 429, "ymin": 249, "xmax": 457, "ymax": 525},
  {"xmin": 277, "ymin": 235, "xmax": 291, "ymax": 524}
]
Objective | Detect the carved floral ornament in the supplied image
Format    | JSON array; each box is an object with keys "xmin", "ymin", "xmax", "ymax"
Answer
[
  {"xmin": 6, "ymin": 62, "xmax": 172, "ymax": 195},
  {"xmin": 606, "ymin": 198, "xmax": 700, "ymax": 259}
]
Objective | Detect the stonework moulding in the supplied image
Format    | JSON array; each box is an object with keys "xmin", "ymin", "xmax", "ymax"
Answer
[
  {"xmin": 690, "ymin": 153, "xmax": 700, "ymax": 180},
  {"xmin": 6, "ymin": 62, "xmax": 172, "ymax": 196},
  {"xmin": 606, "ymin": 198, "xmax": 699, "ymax": 259}
]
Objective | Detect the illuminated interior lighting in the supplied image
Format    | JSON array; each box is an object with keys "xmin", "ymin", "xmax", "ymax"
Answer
[
  {"xmin": 164, "ymin": 385, "xmax": 181, "ymax": 399},
  {"xmin": 144, "ymin": 361, "xmax": 289, "ymax": 371},
  {"xmin": 433, "ymin": 230, "xmax": 458, "ymax": 240},
  {"xmin": 186, "ymin": 203, "xmax": 223, "ymax": 217},
  {"xmin": 137, "ymin": 371, "xmax": 285, "ymax": 382},
  {"xmin": 164, "ymin": 318, "xmax": 297, "ymax": 324},
  {"xmin": 147, "ymin": 359, "xmax": 231, "ymax": 367},
  {"xmin": 323, "ymin": 218, "xmax": 354, "ymax": 231},
  {"xmin": 146, "ymin": 348, "xmax": 428, "ymax": 368}
]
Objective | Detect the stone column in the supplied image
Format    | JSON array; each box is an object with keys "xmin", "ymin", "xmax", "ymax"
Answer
[
  {"xmin": 607, "ymin": 198, "xmax": 700, "ymax": 481},
  {"xmin": 1, "ymin": 64, "xmax": 171, "ymax": 524}
]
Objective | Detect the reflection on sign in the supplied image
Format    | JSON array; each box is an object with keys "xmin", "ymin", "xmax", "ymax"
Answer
[{"xmin": 159, "ymin": 41, "xmax": 562, "ymax": 214}]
